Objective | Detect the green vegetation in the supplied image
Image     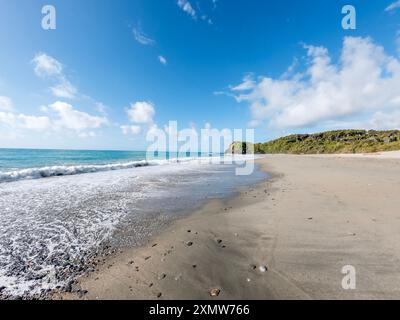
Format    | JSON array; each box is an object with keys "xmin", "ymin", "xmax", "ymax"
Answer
[
  {"xmin": 225, "ymin": 141, "xmax": 255, "ymax": 154},
  {"xmin": 254, "ymin": 130, "xmax": 400, "ymax": 154}
]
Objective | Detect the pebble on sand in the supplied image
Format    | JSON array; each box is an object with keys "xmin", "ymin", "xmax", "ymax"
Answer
[
  {"xmin": 174, "ymin": 274, "xmax": 182, "ymax": 281},
  {"xmin": 186, "ymin": 241, "xmax": 194, "ymax": 247},
  {"xmin": 158, "ymin": 273, "xmax": 167, "ymax": 280},
  {"xmin": 259, "ymin": 266, "xmax": 268, "ymax": 273},
  {"xmin": 210, "ymin": 288, "xmax": 221, "ymax": 297}
]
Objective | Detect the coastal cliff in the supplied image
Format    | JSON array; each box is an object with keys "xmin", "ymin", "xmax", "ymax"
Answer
[{"xmin": 225, "ymin": 142, "xmax": 254, "ymax": 155}]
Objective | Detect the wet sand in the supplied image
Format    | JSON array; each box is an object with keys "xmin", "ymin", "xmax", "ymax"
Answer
[{"xmin": 60, "ymin": 154, "xmax": 400, "ymax": 300}]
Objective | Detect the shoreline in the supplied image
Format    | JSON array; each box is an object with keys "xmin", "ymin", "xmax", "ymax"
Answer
[{"xmin": 58, "ymin": 153, "xmax": 400, "ymax": 300}]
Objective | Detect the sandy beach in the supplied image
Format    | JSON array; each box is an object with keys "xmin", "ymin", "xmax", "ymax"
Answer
[{"xmin": 60, "ymin": 154, "xmax": 400, "ymax": 300}]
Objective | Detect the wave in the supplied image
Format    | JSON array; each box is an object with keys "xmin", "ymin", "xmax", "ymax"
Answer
[
  {"xmin": 0, "ymin": 155, "xmax": 258, "ymax": 184},
  {"xmin": 0, "ymin": 160, "xmax": 154, "ymax": 183}
]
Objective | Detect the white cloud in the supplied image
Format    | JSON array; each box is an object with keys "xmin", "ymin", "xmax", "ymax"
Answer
[
  {"xmin": 0, "ymin": 96, "xmax": 13, "ymax": 111},
  {"xmin": 50, "ymin": 79, "xmax": 77, "ymax": 99},
  {"xmin": 385, "ymin": 1, "xmax": 400, "ymax": 12},
  {"xmin": 0, "ymin": 111, "xmax": 51, "ymax": 132},
  {"xmin": 17, "ymin": 114, "xmax": 52, "ymax": 131},
  {"xmin": 126, "ymin": 101, "xmax": 155, "ymax": 124},
  {"xmin": 147, "ymin": 123, "xmax": 160, "ymax": 136},
  {"xmin": 121, "ymin": 125, "xmax": 142, "ymax": 135},
  {"xmin": 78, "ymin": 131, "xmax": 96, "ymax": 138},
  {"xmin": 132, "ymin": 27, "xmax": 156, "ymax": 46},
  {"xmin": 49, "ymin": 101, "xmax": 108, "ymax": 131},
  {"xmin": 0, "ymin": 101, "xmax": 108, "ymax": 135},
  {"xmin": 120, "ymin": 101, "xmax": 156, "ymax": 138},
  {"xmin": 230, "ymin": 36, "xmax": 400, "ymax": 130},
  {"xmin": 158, "ymin": 55, "xmax": 167, "ymax": 65},
  {"xmin": 177, "ymin": 0, "xmax": 196, "ymax": 18},
  {"xmin": 231, "ymin": 74, "xmax": 255, "ymax": 91},
  {"xmin": 32, "ymin": 53, "xmax": 77, "ymax": 99},
  {"xmin": 0, "ymin": 111, "xmax": 17, "ymax": 127},
  {"xmin": 32, "ymin": 53, "xmax": 63, "ymax": 77}
]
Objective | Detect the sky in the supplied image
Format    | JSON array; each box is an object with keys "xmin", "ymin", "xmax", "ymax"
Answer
[{"xmin": 1, "ymin": 0, "xmax": 400, "ymax": 150}]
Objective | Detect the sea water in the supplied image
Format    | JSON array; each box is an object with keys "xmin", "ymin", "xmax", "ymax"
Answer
[{"xmin": 0, "ymin": 149, "xmax": 266, "ymax": 297}]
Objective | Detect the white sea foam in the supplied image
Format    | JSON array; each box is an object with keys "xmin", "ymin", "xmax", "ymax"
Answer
[
  {"xmin": 0, "ymin": 155, "xmax": 263, "ymax": 297},
  {"xmin": 0, "ymin": 155, "xmax": 256, "ymax": 183}
]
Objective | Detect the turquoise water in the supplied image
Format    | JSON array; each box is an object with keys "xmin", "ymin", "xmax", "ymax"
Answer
[
  {"xmin": 0, "ymin": 148, "xmax": 266, "ymax": 297},
  {"xmin": 0, "ymin": 149, "xmax": 222, "ymax": 182},
  {"xmin": 0, "ymin": 148, "xmax": 216, "ymax": 171}
]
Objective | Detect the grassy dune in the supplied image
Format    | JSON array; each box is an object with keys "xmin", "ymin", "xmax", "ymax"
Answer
[{"xmin": 254, "ymin": 130, "xmax": 400, "ymax": 154}]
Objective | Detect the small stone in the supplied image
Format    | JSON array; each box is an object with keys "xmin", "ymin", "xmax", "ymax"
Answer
[
  {"xmin": 259, "ymin": 266, "xmax": 268, "ymax": 273},
  {"xmin": 157, "ymin": 292, "xmax": 162, "ymax": 298},
  {"xmin": 152, "ymin": 244, "xmax": 158, "ymax": 247},
  {"xmin": 187, "ymin": 230, "xmax": 192, "ymax": 233},
  {"xmin": 78, "ymin": 290, "xmax": 88, "ymax": 298},
  {"xmin": 307, "ymin": 217, "xmax": 313, "ymax": 220},
  {"xmin": 210, "ymin": 288, "xmax": 221, "ymax": 297},
  {"xmin": 250, "ymin": 264, "xmax": 257, "ymax": 270},
  {"xmin": 192, "ymin": 264, "xmax": 197, "ymax": 269},
  {"xmin": 145, "ymin": 256, "xmax": 151, "ymax": 260},
  {"xmin": 216, "ymin": 239, "xmax": 223, "ymax": 244},
  {"xmin": 149, "ymin": 283, "xmax": 153, "ymax": 288},
  {"xmin": 186, "ymin": 241, "xmax": 193, "ymax": 247},
  {"xmin": 128, "ymin": 260, "xmax": 134, "ymax": 265},
  {"xmin": 158, "ymin": 273, "xmax": 166, "ymax": 280},
  {"xmin": 246, "ymin": 278, "xmax": 251, "ymax": 282},
  {"xmin": 174, "ymin": 274, "xmax": 182, "ymax": 281}
]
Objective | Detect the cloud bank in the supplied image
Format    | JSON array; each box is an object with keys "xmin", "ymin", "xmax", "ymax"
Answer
[
  {"xmin": 0, "ymin": 98, "xmax": 108, "ymax": 135},
  {"xmin": 231, "ymin": 36, "xmax": 400, "ymax": 131},
  {"xmin": 32, "ymin": 53, "xmax": 78, "ymax": 99},
  {"xmin": 121, "ymin": 101, "xmax": 156, "ymax": 136}
]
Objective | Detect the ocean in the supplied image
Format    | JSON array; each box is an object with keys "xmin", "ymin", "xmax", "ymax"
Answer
[{"xmin": 0, "ymin": 148, "xmax": 266, "ymax": 298}]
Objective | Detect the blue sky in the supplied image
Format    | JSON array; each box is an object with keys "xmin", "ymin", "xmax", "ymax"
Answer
[{"xmin": 1, "ymin": 0, "xmax": 400, "ymax": 150}]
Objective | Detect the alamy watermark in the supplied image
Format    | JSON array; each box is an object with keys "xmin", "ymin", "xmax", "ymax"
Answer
[
  {"xmin": 342, "ymin": 5, "xmax": 356, "ymax": 30},
  {"xmin": 341, "ymin": 265, "xmax": 356, "ymax": 290},
  {"xmin": 41, "ymin": 5, "xmax": 56, "ymax": 30},
  {"xmin": 145, "ymin": 121, "xmax": 255, "ymax": 176}
]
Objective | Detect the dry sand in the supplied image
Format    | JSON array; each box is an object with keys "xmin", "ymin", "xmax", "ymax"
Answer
[{"xmin": 61, "ymin": 154, "xmax": 400, "ymax": 300}]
